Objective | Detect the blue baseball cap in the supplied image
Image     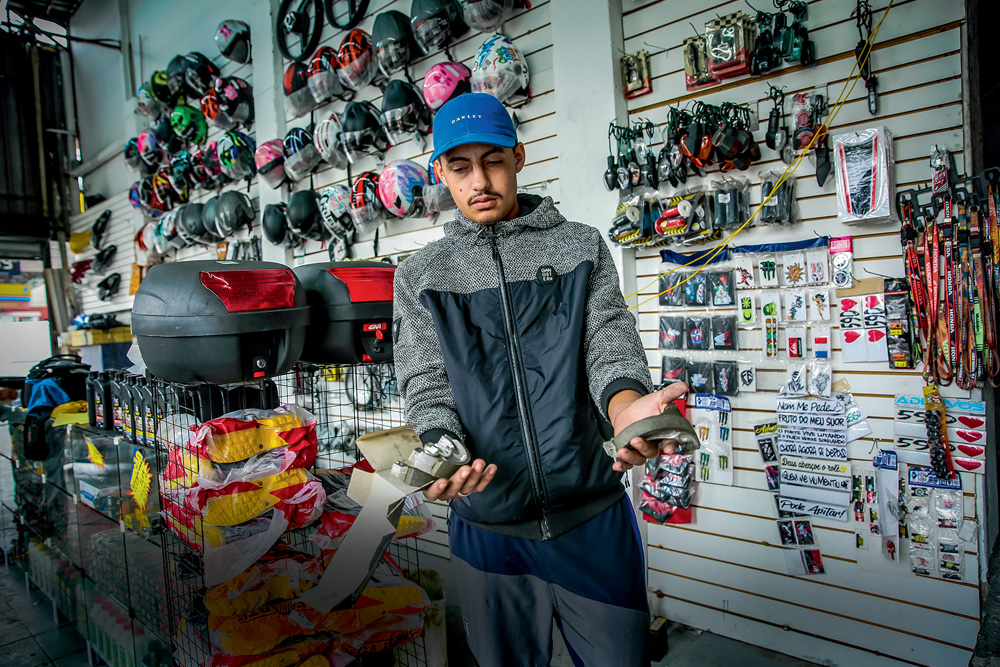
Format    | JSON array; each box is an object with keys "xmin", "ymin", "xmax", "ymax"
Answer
[{"xmin": 429, "ymin": 93, "xmax": 517, "ymax": 165}]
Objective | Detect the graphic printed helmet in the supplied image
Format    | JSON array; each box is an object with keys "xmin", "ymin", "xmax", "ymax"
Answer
[
  {"xmin": 314, "ymin": 111, "xmax": 348, "ymax": 170},
  {"xmin": 216, "ymin": 19, "xmax": 251, "ymax": 64},
  {"xmin": 182, "ymin": 52, "xmax": 220, "ymax": 98},
  {"xmin": 410, "ymin": 0, "xmax": 468, "ymax": 55},
  {"xmin": 216, "ymin": 130, "xmax": 257, "ymax": 180},
  {"xmin": 380, "ymin": 79, "xmax": 429, "ymax": 146},
  {"xmin": 339, "ymin": 101, "xmax": 389, "ymax": 164},
  {"xmin": 337, "ymin": 29, "xmax": 377, "ymax": 92},
  {"xmin": 202, "ymin": 141, "xmax": 230, "ymax": 187},
  {"xmin": 215, "ymin": 77, "xmax": 255, "ymax": 126},
  {"xmin": 459, "ymin": 0, "xmax": 517, "ymax": 33},
  {"xmin": 255, "ymin": 139, "xmax": 286, "ymax": 189},
  {"xmin": 471, "ymin": 34, "xmax": 530, "ymax": 104},
  {"xmin": 350, "ymin": 171, "xmax": 387, "ymax": 233},
  {"xmin": 168, "ymin": 151, "xmax": 194, "ymax": 195},
  {"xmin": 318, "ymin": 184, "xmax": 354, "ymax": 240},
  {"xmin": 166, "ymin": 55, "xmax": 189, "ymax": 97},
  {"xmin": 372, "ymin": 10, "xmax": 416, "ymax": 77},
  {"xmin": 201, "ymin": 87, "xmax": 234, "ymax": 131},
  {"xmin": 152, "ymin": 166, "xmax": 184, "ymax": 210},
  {"xmin": 284, "ymin": 61, "xmax": 319, "ymax": 118},
  {"xmin": 378, "ymin": 160, "xmax": 428, "ymax": 219},
  {"xmin": 155, "ymin": 116, "xmax": 186, "ymax": 153},
  {"xmin": 136, "ymin": 129, "xmax": 159, "ymax": 164},
  {"xmin": 136, "ymin": 83, "xmax": 164, "ymax": 120},
  {"xmin": 170, "ymin": 104, "xmax": 208, "ymax": 145},
  {"xmin": 422, "ymin": 61, "xmax": 471, "ymax": 111},
  {"xmin": 308, "ymin": 46, "xmax": 345, "ymax": 103},
  {"xmin": 188, "ymin": 149, "xmax": 211, "ymax": 189},
  {"xmin": 283, "ymin": 127, "xmax": 322, "ymax": 182},
  {"xmin": 124, "ymin": 138, "xmax": 144, "ymax": 172},
  {"xmin": 148, "ymin": 70, "xmax": 178, "ymax": 107}
]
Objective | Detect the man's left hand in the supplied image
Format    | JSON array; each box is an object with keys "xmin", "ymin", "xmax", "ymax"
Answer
[{"xmin": 607, "ymin": 383, "xmax": 689, "ymax": 473}]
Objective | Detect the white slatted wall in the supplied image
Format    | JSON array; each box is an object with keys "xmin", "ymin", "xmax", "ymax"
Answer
[
  {"xmin": 622, "ymin": 1, "xmax": 981, "ymax": 665},
  {"xmin": 282, "ymin": 1, "xmax": 557, "ymax": 560}
]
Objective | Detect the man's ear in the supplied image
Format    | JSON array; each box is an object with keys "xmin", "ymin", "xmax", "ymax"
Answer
[
  {"xmin": 513, "ymin": 142, "xmax": 526, "ymax": 173},
  {"xmin": 434, "ymin": 158, "xmax": 448, "ymax": 188}
]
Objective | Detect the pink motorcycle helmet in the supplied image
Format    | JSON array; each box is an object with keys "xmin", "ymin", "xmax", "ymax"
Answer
[
  {"xmin": 254, "ymin": 139, "xmax": 286, "ymax": 189},
  {"xmin": 422, "ymin": 61, "xmax": 472, "ymax": 111}
]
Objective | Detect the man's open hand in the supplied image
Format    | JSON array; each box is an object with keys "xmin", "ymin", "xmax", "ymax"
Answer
[
  {"xmin": 423, "ymin": 459, "xmax": 497, "ymax": 502},
  {"xmin": 607, "ymin": 383, "xmax": 690, "ymax": 473}
]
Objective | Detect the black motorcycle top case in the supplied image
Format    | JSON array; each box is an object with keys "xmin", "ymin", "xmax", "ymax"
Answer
[
  {"xmin": 131, "ymin": 260, "xmax": 310, "ymax": 384},
  {"xmin": 293, "ymin": 261, "xmax": 395, "ymax": 364}
]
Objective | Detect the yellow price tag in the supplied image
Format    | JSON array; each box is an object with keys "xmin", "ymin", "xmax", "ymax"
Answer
[
  {"xmin": 129, "ymin": 450, "xmax": 152, "ymax": 511},
  {"xmin": 139, "ymin": 514, "xmax": 151, "ymax": 531},
  {"xmin": 86, "ymin": 438, "xmax": 105, "ymax": 469}
]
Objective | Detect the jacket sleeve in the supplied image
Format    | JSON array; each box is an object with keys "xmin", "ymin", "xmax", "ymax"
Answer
[
  {"xmin": 583, "ymin": 233, "xmax": 654, "ymax": 420},
  {"xmin": 392, "ymin": 264, "xmax": 466, "ymax": 444}
]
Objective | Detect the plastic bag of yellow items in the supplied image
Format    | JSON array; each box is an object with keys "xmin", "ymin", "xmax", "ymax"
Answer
[
  {"xmin": 211, "ymin": 580, "xmax": 429, "ymax": 656},
  {"xmin": 190, "ymin": 405, "xmax": 317, "ymax": 464}
]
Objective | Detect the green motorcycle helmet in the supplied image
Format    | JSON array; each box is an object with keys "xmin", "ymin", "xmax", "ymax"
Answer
[{"xmin": 170, "ymin": 104, "xmax": 208, "ymax": 146}]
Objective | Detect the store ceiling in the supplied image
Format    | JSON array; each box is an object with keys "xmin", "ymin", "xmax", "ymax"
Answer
[{"xmin": 7, "ymin": 0, "xmax": 83, "ymax": 26}]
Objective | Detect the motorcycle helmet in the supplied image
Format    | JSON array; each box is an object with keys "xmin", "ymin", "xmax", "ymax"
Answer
[
  {"xmin": 308, "ymin": 46, "xmax": 345, "ymax": 104},
  {"xmin": 217, "ymin": 130, "xmax": 256, "ymax": 180},
  {"xmin": 129, "ymin": 182, "xmax": 143, "ymax": 210},
  {"xmin": 92, "ymin": 244, "xmax": 117, "ymax": 273},
  {"xmin": 262, "ymin": 203, "xmax": 288, "ymax": 245},
  {"xmin": 460, "ymin": 0, "xmax": 518, "ymax": 32},
  {"xmin": 136, "ymin": 83, "xmax": 164, "ymax": 120},
  {"xmin": 337, "ymin": 29, "xmax": 377, "ymax": 92},
  {"xmin": 350, "ymin": 171, "xmax": 387, "ymax": 233},
  {"xmin": 183, "ymin": 52, "xmax": 220, "ymax": 98},
  {"xmin": 255, "ymin": 139, "xmax": 286, "ymax": 189},
  {"xmin": 177, "ymin": 203, "xmax": 210, "ymax": 244},
  {"xmin": 410, "ymin": 0, "xmax": 468, "ymax": 55},
  {"xmin": 202, "ymin": 141, "xmax": 230, "ymax": 187},
  {"xmin": 373, "ymin": 10, "xmax": 417, "ymax": 77},
  {"xmin": 216, "ymin": 19, "xmax": 251, "ymax": 64},
  {"xmin": 169, "ymin": 151, "xmax": 194, "ymax": 194},
  {"xmin": 339, "ymin": 101, "xmax": 389, "ymax": 164},
  {"xmin": 424, "ymin": 158, "xmax": 456, "ymax": 213},
  {"xmin": 422, "ymin": 61, "xmax": 471, "ymax": 110},
  {"xmin": 170, "ymin": 104, "xmax": 208, "ymax": 145},
  {"xmin": 189, "ymin": 148, "xmax": 211, "ymax": 188},
  {"xmin": 201, "ymin": 196, "xmax": 224, "ymax": 242},
  {"xmin": 314, "ymin": 111, "xmax": 348, "ymax": 169},
  {"xmin": 216, "ymin": 190, "xmax": 255, "ymax": 237},
  {"xmin": 97, "ymin": 273, "xmax": 121, "ymax": 302},
  {"xmin": 471, "ymin": 34, "xmax": 530, "ymax": 104},
  {"xmin": 283, "ymin": 127, "xmax": 322, "ymax": 182},
  {"xmin": 319, "ymin": 184, "xmax": 354, "ymax": 240},
  {"xmin": 380, "ymin": 79, "xmax": 430, "ymax": 146},
  {"xmin": 124, "ymin": 138, "xmax": 144, "ymax": 171},
  {"xmin": 215, "ymin": 77, "xmax": 255, "ymax": 126},
  {"xmin": 153, "ymin": 166, "xmax": 186, "ymax": 210},
  {"xmin": 201, "ymin": 87, "xmax": 235, "ymax": 131},
  {"xmin": 378, "ymin": 160, "xmax": 428, "ymax": 219},
  {"xmin": 159, "ymin": 209, "xmax": 185, "ymax": 249},
  {"xmin": 148, "ymin": 70, "xmax": 178, "ymax": 107},
  {"xmin": 151, "ymin": 218, "xmax": 170, "ymax": 254},
  {"xmin": 287, "ymin": 190, "xmax": 332, "ymax": 242},
  {"xmin": 136, "ymin": 129, "xmax": 158, "ymax": 164},
  {"xmin": 155, "ymin": 116, "xmax": 186, "ymax": 153},
  {"xmin": 284, "ymin": 61, "xmax": 319, "ymax": 118},
  {"xmin": 166, "ymin": 54, "xmax": 189, "ymax": 97}
]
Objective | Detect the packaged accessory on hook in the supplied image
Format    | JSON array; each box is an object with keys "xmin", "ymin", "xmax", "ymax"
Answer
[
  {"xmin": 760, "ymin": 171, "xmax": 796, "ymax": 225},
  {"xmin": 712, "ymin": 177, "xmax": 750, "ymax": 231},
  {"xmin": 659, "ymin": 268, "xmax": 686, "ymax": 307},
  {"xmin": 704, "ymin": 12, "xmax": 752, "ymax": 79},
  {"xmin": 659, "ymin": 316, "xmax": 686, "ymax": 351},
  {"xmin": 808, "ymin": 359, "xmax": 832, "ymax": 397},
  {"xmin": 660, "ymin": 355, "xmax": 688, "ymax": 387},
  {"xmin": 688, "ymin": 360, "xmax": 714, "ymax": 393},
  {"xmin": 683, "ymin": 34, "xmax": 719, "ymax": 92},
  {"xmin": 833, "ymin": 127, "xmax": 896, "ymax": 224}
]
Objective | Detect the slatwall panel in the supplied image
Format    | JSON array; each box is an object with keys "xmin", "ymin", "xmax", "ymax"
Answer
[
  {"xmin": 271, "ymin": 2, "xmax": 558, "ymax": 559},
  {"xmin": 67, "ymin": 39, "xmax": 260, "ymax": 315},
  {"xmin": 622, "ymin": 1, "xmax": 980, "ymax": 665}
]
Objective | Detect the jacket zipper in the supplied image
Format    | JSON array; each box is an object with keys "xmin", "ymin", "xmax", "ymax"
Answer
[{"xmin": 487, "ymin": 226, "xmax": 552, "ymax": 539}]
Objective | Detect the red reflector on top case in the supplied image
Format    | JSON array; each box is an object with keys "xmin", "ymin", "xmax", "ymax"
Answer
[
  {"xmin": 329, "ymin": 266, "xmax": 394, "ymax": 302},
  {"xmin": 200, "ymin": 269, "xmax": 296, "ymax": 313},
  {"xmin": 253, "ymin": 371, "xmax": 266, "ymax": 378}
]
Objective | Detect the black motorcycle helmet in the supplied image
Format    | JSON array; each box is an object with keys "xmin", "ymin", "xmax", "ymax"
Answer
[
  {"xmin": 92, "ymin": 244, "xmax": 117, "ymax": 273},
  {"xmin": 216, "ymin": 190, "xmax": 255, "ymax": 237},
  {"xmin": 166, "ymin": 54, "xmax": 189, "ymax": 98},
  {"xmin": 373, "ymin": 10, "xmax": 418, "ymax": 77},
  {"xmin": 183, "ymin": 51, "xmax": 221, "ymax": 98},
  {"xmin": 410, "ymin": 0, "xmax": 468, "ymax": 55},
  {"xmin": 380, "ymin": 79, "xmax": 430, "ymax": 146},
  {"xmin": 201, "ymin": 196, "xmax": 224, "ymax": 242},
  {"xmin": 287, "ymin": 190, "xmax": 332, "ymax": 242},
  {"xmin": 177, "ymin": 203, "xmax": 210, "ymax": 244},
  {"xmin": 262, "ymin": 202, "xmax": 288, "ymax": 245},
  {"xmin": 339, "ymin": 101, "xmax": 389, "ymax": 163},
  {"xmin": 155, "ymin": 117, "xmax": 186, "ymax": 154},
  {"xmin": 97, "ymin": 273, "xmax": 121, "ymax": 301}
]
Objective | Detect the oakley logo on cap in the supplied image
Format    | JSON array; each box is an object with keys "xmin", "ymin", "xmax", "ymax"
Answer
[{"xmin": 451, "ymin": 114, "xmax": 484, "ymax": 124}]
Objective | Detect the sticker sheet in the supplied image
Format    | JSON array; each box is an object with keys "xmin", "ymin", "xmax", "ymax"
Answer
[
  {"xmin": 782, "ymin": 253, "xmax": 807, "ymax": 287},
  {"xmin": 809, "ymin": 289, "xmax": 831, "ymax": 321},
  {"xmin": 739, "ymin": 293, "xmax": 757, "ymax": 326},
  {"xmin": 758, "ymin": 255, "xmax": 779, "ymax": 288},
  {"xmin": 785, "ymin": 290, "xmax": 808, "ymax": 322},
  {"xmin": 734, "ymin": 256, "xmax": 756, "ymax": 289},
  {"xmin": 806, "ymin": 249, "xmax": 829, "ymax": 285},
  {"xmin": 786, "ymin": 327, "xmax": 806, "ymax": 359}
]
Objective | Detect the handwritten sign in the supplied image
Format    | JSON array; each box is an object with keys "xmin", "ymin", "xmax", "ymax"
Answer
[
  {"xmin": 777, "ymin": 412, "xmax": 847, "ymax": 429},
  {"xmin": 777, "ymin": 440, "xmax": 848, "ymax": 460},
  {"xmin": 777, "ymin": 496, "xmax": 850, "ymax": 522},
  {"xmin": 779, "ymin": 456, "xmax": 849, "ymax": 476},
  {"xmin": 780, "ymin": 468, "xmax": 851, "ymax": 492},
  {"xmin": 778, "ymin": 427, "xmax": 847, "ymax": 447},
  {"xmin": 777, "ymin": 481, "xmax": 850, "ymax": 506},
  {"xmin": 776, "ymin": 397, "xmax": 846, "ymax": 415}
]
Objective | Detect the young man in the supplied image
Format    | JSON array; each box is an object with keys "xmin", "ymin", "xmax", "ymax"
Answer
[{"xmin": 393, "ymin": 93, "xmax": 689, "ymax": 666}]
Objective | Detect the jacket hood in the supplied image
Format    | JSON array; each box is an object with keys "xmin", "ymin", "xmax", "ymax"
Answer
[{"xmin": 444, "ymin": 194, "xmax": 565, "ymax": 239}]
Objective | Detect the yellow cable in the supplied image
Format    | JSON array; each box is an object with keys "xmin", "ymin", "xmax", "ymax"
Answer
[{"xmin": 623, "ymin": 0, "xmax": 894, "ymax": 310}]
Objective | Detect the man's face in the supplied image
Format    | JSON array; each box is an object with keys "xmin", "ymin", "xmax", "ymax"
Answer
[{"xmin": 435, "ymin": 142, "xmax": 526, "ymax": 225}]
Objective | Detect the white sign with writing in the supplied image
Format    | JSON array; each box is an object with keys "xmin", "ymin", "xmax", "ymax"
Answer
[
  {"xmin": 779, "ymin": 456, "xmax": 850, "ymax": 476},
  {"xmin": 780, "ymin": 468, "xmax": 851, "ymax": 492},
  {"xmin": 777, "ymin": 427, "xmax": 848, "ymax": 447},
  {"xmin": 776, "ymin": 397, "xmax": 847, "ymax": 415},
  {"xmin": 777, "ymin": 412, "xmax": 848, "ymax": 429},
  {"xmin": 776, "ymin": 440, "xmax": 848, "ymax": 461},
  {"xmin": 777, "ymin": 481, "xmax": 851, "ymax": 506},
  {"xmin": 777, "ymin": 496, "xmax": 850, "ymax": 522}
]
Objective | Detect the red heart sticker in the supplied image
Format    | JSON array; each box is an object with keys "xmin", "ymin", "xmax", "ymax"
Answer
[
  {"xmin": 957, "ymin": 444, "xmax": 985, "ymax": 458},
  {"xmin": 958, "ymin": 415, "xmax": 986, "ymax": 429},
  {"xmin": 955, "ymin": 458, "xmax": 983, "ymax": 472},
  {"xmin": 954, "ymin": 430, "xmax": 984, "ymax": 444},
  {"xmin": 865, "ymin": 295, "xmax": 881, "ymax": 309},
  {"xmin": 841, "ymin": 298, "xmax": 858, "ymax": 311},
  {"xmin": 867, "ymin": 329, "xmax": 886, "ymax": 342},
  {"xmin": 844, "ymin": 331, "xmax": 861, "ymax": 343}
]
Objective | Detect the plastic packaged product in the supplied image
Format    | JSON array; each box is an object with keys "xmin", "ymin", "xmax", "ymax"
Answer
[
  {"xmin": 832, "ymin": 126, "xmax": 896, "ymax": 224},
  {"xmin": 709, "ymin": 270, "xmax": 734, "ymax": 306},
  {"xmin": 713, "ymin": 361, "xmax": 738, "ymax": 396},
  {"xmin": 686, "ymin": 316, "xmax": 710, "ymax": 351},
  {"xmin": 659, "ymin": 316, "xmax": 685, "ymax": 351},
  {"xmin": 711, "ymin": 315, "xmax": 737, "ymax": 350},
  {"xmin": 712, "ymin": 177, "xmax": 750, "ymax": 231},
  {"xmin": 759, "ymin": 171, "xmax": 796, "ymax": 225},
  {"xmin": 687, "ymin": 361, "xmax": 714, "ymax": 393},
  {"xmin": 658, "ymin": 268, "xmax": 686, "ymax": 307},
  {"xmin": 684, "ymin": 272, "xmax": 708, "ymax": 307},
  {"xmin": 189, "ymin": 405, "xmax": 318, "ymax": 464},
  {"xmin": 660, "ymin": 356, "xmax": 687, "ymax": 387}
]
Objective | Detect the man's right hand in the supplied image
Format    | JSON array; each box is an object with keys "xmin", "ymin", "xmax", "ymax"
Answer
[{"xmin": 423, "ymin": 459, "xmax": 497, "ymax": 502}]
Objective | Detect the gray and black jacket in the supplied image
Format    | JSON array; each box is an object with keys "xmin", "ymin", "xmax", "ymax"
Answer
[{"xmin": 393, "ymin": 195, "xmax": 653, "ymax": 540}]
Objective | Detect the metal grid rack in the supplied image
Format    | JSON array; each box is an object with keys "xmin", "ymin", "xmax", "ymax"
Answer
[{"xmin": 151, "ymin": 362, "xmax": 428, "ymax": 667}]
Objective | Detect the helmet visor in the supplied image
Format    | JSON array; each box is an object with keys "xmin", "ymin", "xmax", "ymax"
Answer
[
  {"xmin": 337, "ymin": 53, "xmax": 376, "ymax": 91},
  {"xmin": 379, "ymin": 106, "xmax": 420, "ymax": 146},
  {"xmin": 308, "ymin": 69, "xmax": 344, "ymax": 104},
  {"xmin": 376, "ymin": 40, "xmax": 409, "ymax": 76},
  {"xmin": 339, "ymin": 129, "xmax": 375, "ymax": 164},
  {"xmin": 413, "ymin": 17, "xmax": 450, "ymax": 54}
]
